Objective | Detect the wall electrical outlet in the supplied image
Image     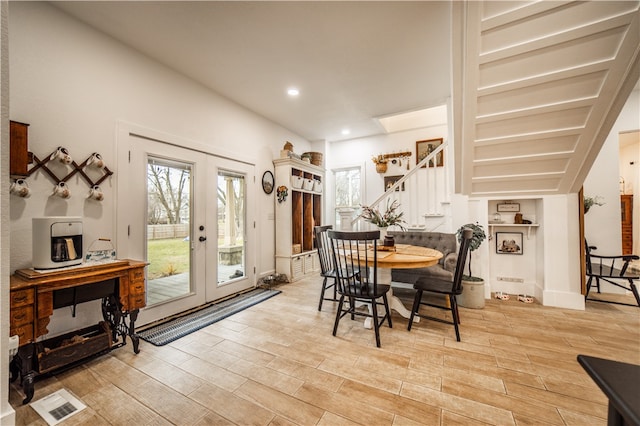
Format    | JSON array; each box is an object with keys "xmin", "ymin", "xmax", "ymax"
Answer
[{"xmin": 497, "ymin": 276, "xmax": 524, "ymax": 283}]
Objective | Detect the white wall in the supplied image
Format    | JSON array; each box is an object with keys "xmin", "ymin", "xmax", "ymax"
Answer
[
  {"xmin": 8, "ymin": 2, "xmax": 311, "ymax": 335},
  {"xmin": 584, "ymin": 88, "xmax": 639, "ymax": 255},
  {"xmin": 1, "ymin": 1, "xmax": 15, "ymax": 424}
]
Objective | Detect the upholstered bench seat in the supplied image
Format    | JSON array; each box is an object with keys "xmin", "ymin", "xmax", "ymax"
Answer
[{"xmin": 388, "ymin": 231, "xmax": 458, "ymax": 284}]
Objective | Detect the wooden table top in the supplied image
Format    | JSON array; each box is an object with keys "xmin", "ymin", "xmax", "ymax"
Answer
[{"xmin": 355, "ymin": 244, "xmax": 443, "ymax": 269}]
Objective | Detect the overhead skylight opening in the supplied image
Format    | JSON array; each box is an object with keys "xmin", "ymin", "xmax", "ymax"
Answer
[
  {"xmin": 287, "ymin": 88, "xmax": 300, "ymax": 97},
  {"xmin": 378, "ymin": 104, "xmax": 447, "ymax": 134}
]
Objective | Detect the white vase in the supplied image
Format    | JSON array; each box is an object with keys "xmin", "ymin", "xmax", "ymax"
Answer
[{"xmin": 378, "ymin": 227, "xmax": 388, "ymax": 243}]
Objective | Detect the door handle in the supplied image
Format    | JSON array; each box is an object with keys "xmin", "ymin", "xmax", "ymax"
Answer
[{"xmin": 199, "ymin": 236, "xmax": 207, "ymax": 242}]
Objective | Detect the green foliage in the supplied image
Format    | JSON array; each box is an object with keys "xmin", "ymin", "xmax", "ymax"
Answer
[
  {"xmin": 147, "ymin": 238, "xmax": 190, "ymax": 280},
  {"xmin": 360, "ymin": 199, "xmax": 406, "ymax": 229},
  {"xmin": 584, "ymin": 195, "xmax": 605, "ymax": 213},
  {"xmin": 456, "ymin": 223, "xmax": 486, "ymax": 252}
]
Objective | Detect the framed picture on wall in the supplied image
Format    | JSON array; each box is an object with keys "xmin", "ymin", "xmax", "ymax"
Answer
[
  {"xmin": 416, "ymin": 138, "xmax": 444, "ymax": 167},
  {"xmin": 384, "ymin": 175, "xmax": 405, "ymax": 192},
  {"xmin": 496, "ymin": 232, "xmax": 523, "ymax": 255},
  {"xmin": 261, "ymin": 171, "xmax": 274, "ymax": 194}
]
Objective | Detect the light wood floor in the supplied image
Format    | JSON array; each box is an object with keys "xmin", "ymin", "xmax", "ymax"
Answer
[{"xmin": 10, "ymin": 276, "xmax": 640, "ymax": 425}]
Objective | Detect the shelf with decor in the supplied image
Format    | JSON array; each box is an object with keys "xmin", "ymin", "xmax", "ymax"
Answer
[
  {"xmin": 488, "ymin": 223, "xmax": 539, "ymax": 239},
  {"xmin": 273, "ymin": 157, "xmax": 324, "ymax": 281}
]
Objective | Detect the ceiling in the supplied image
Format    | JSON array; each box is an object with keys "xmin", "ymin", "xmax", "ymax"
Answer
[
  {"xmin": 453, "ymin": 1, "xmax": 640, "ymax": 196},
  {"xmin": 52, "ymin": 1, "xmax": 452, "ymax": 143}
]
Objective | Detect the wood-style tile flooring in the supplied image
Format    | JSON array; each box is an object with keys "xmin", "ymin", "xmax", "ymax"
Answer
[{"xmin": 10, "ymin": 276, "xmax": 640, "ymax": 425}]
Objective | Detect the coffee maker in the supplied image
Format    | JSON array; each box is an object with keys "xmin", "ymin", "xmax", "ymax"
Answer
[{"xmin": 33, "ymin": 217, "xmax": 83, "ymax": 269}]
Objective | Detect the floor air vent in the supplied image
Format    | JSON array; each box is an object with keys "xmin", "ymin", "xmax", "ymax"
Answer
[{"xmin": 30, "ymin": 389, "xmax": 86, "ymax": 426}]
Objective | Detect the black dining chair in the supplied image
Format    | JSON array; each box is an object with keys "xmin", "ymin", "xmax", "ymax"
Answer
[
  {"xmin": 585, "ymin": 241, "xmax": 640, "ymax": 307},
  {"xmin": 408, "ymin": 227, "xmax": 473, "ymax": 341},
  {"xmin": 314, "ymin": 225, "xmax": 339, "ymax": 311},
  {"xmin": 327, "ymin": 230, "xmax": 392, "ymax": 347}
]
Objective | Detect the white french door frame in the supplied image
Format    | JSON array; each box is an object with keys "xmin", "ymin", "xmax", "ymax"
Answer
[{"xmin": 116, "ymin": 122, "xmax": 256, "ymax": 326}]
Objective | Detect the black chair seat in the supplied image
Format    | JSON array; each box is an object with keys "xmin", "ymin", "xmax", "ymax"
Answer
[
  {"xmin": 415, "ymin": 277, "xmax": 463, "ymax": 296},
  {"xmin": 342, "ymin": 283, "xmax": 391, "ymax": 299},
  {"xmin": 590, "ymin": 264, "xmax": 639, "ymax": 279}
]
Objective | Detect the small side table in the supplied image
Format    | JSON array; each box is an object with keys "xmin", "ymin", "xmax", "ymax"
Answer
[{"xmin": 577, "ymin": 354, "xmax": 640, "ymax": 426}]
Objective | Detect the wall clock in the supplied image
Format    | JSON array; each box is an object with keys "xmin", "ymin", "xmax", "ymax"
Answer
[{"xmin": 262, "ymin": 170, "xmax": 274, "ymax": 194}]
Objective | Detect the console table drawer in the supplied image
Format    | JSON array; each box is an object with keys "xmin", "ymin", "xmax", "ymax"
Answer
[
  {"xmin": 11, "ymin": 289, "xmax": 34, "ymax": 308},
  {"xmin": 129, "ymin": 294, "xmax": 146, "ymax": 310},
  {"xmin": 10, "ymin": 325, "xmax": 33, "ymax": 345},
  {"xmin": 10, "ymin": 306, "xmax": 33, "ymax": 328},
  {"xmin": 129, "ymin": 280, "xmax": 145, "ymax": 295},
  {"xmin": 129, "ymin": 268, "xmax": 145, "ymax": 282}
]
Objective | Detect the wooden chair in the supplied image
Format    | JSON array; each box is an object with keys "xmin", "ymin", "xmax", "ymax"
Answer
[
  {"xmin": 408, "ymin": 227, "xmax": 473, "ymax": 341},
  {"xmin": 327, "ymin": 230, "xmax": 392, "ymax": 347},
  {"xmin": 585, "ymin": 241, "xmax": 640, "ymax": 307},
  {"xmin": 314, "ymin": 225, "xmax": 339, "ymax": 311}
]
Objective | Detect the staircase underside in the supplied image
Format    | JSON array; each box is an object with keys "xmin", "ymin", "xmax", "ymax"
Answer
[{"xmin": 453, "ymin": 1, "xmax": 640, "ymax": 197}]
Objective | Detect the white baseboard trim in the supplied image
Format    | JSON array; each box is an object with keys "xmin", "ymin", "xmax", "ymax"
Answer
[
  {"xmin": 541, "ymin": 289, "xmax": 585, "ymax": 310},
  {"xmin": 1, "ymin": 407, "xmax": 16, "ymax": 426}
]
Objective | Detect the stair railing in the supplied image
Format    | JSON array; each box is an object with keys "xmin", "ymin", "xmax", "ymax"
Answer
[{"xmin": 351, "ymin": 141, "xmax": 449, "ymax": 230}]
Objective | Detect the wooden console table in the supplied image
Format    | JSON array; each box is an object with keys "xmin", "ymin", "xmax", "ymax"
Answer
[{"xmin": 9, "ymin": 259, "xmax": 147, "ymax": 404}]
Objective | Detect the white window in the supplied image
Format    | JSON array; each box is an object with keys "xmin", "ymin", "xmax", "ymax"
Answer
[{"xmin": 334, "ymin": 167, "xmax": 361, "ymax": 229}]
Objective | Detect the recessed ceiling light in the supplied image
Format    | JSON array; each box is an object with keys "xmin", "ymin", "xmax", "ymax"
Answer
[
  {"xmin": 341, "ymin": 129, "xmax": 351, "ymax": 135},
  {"xmin": 287, "ymin": 88, "xmax": 299, "ymax": 96}
]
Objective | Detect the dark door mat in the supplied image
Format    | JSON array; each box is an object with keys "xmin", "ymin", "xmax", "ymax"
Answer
[{"xmin": 137, "ymin": 288, "xmax": 281, "ymax": 346}]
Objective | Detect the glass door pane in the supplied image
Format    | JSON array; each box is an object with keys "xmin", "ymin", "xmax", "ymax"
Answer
[
  {"xmin": 146, "ymin": 157, "xmax": 192, "ymax": 306},
  {"xmin": 217, "ymin": 171, "xmax": 245, "ymax": 284}
]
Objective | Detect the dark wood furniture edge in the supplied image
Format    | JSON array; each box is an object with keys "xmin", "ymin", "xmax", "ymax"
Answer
[{"xmin": 577, "ymin": 354, "xmax": 640, "ymax": 426}]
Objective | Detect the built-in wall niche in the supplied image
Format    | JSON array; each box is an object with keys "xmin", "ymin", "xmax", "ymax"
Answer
[{"xmin": 487, "ymin": 198, "xmax": 543, "ymax": 298}]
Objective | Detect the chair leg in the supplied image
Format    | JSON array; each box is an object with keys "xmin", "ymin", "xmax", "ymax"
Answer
[
  {"xmin": 452, "ymin": 295, "xmax": 461, "ymax": 325},
  {"xmin": 333, "ymin": 296, "xmax": 344, "ymax": 337},
  {"xmin": 318, "ymin": 277, "xmax": 329, "ymax": 311},
  {"xmin": 628, "ymin": 280, "xmax": 640, "ymax": 308},
  {"xmin": 382, "ymin": 294, "xmax": 392, "ymax": 328},
  {"xmin": 349, "ymin": 297, "xmax": 356, "ymax": 320},
  {"xmin": 371, "ymin": 298, "xmax": 381, "ymax": 347},
  {"xmin": 585, "ymin": 276, "xmax": 594, "ymax": 299},
  {"xmin": 408, "ymin": 289, "xmax": 422, "ymax": 331},
  {"xmin": 450, "ymin": 295, "xmax": 461, "ymax": 342}
]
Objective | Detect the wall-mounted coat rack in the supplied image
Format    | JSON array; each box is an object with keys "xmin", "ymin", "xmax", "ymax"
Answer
[
  {"xmin": 27, "ymin": 148, "xmax": 113, "ymax": 188},
  {"xmin": 381, "ymin": 151, "xmax": 412, "ymax": 160}
]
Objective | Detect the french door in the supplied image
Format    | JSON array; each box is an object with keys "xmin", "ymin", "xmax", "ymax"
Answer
[{"xmin": 117, "ymin": 131, "xmax": 255, "ymax": 326}]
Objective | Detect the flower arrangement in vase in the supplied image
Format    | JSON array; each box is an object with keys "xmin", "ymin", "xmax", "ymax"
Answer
[
  {"xmin": 583, "ymin": 195, "xmax": 605, "ymax": 213},
  {"xmin": 361, "ymin": 199, "xmax": 406, "ymax": 230}
]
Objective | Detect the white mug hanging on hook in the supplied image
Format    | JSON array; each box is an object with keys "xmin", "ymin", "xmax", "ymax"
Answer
[
  {"xmin": 87, "ymin": 152, "xmax": 105, "ymax": 168},
  {"xmin": 52, "ymin": 181, "xmax": 71, "ymax": 199},
  {"xmin": 10, "ymin": 179, "xmax": 30, "ymax": 198},
  {"xmin": 88, "ymin": 185, "xmax": 104, "ymax": 201},
  {"xmin": 51, "ymin": 146, "xmax": 73, "ymax": 164}
]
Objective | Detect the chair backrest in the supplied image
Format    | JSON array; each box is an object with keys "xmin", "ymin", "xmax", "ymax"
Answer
[
  {"xmin": 314, "ymin": 225, "xmax": 333, "ymax": 275},
  {"xmin": 327, "ymin": 230, "xmax": 380, "ymax": 296},
  {"xmin": 453, "ymin": 228, "xmax": 474, "ymax": 292}
]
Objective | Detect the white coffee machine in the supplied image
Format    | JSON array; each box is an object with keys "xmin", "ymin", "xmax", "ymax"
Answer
[{"xmin": 33, "ymin": 217, "xmax": 83, "ymax": 269}]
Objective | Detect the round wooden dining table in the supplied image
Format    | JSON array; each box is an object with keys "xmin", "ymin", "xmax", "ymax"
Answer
[{"xmin": 358, "ymin": 244, "xmax": 443, "ymax": 328}]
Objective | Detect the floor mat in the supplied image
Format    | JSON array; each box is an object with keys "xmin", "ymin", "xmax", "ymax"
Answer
[{"xmin": 138, "ymin": 288, "xmax": 281, "ymax": 346}]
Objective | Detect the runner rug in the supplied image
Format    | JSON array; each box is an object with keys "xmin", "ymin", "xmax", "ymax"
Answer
[{"xmin": 138, "ymin": 288, "xmax": 280, "ymax": 346}]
